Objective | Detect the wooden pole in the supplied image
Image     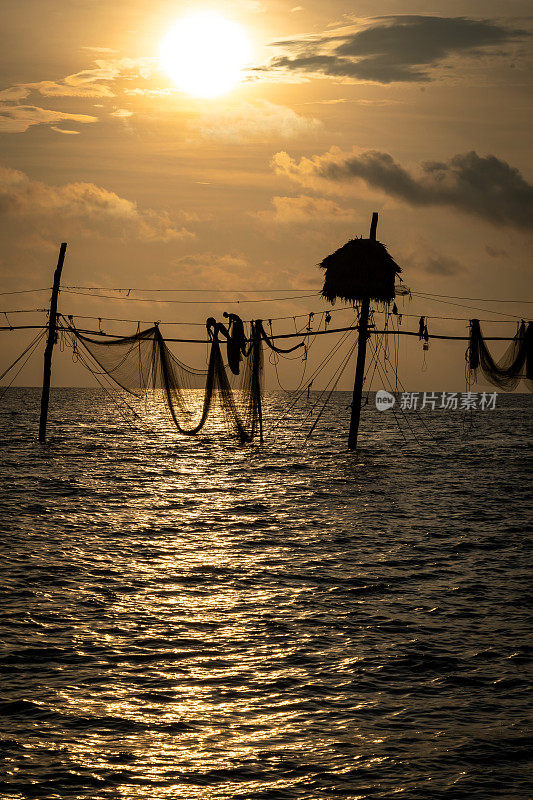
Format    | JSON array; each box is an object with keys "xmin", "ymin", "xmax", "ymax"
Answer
[
  {"xmin": 39, "ymin": 243, "xmax": 67, "ymax": 443},
  {"xmin": 347, "ymin": 213, "xmax": 377, "ymax": 450},
  {"xmin": 254, "ymin": 323, "xmax": 264, "ymax": 444}
]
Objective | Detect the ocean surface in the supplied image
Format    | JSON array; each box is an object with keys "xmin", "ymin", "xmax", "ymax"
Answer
[{"xmin": 0, "ymin": 388, "xmax": 532, "ymax": 800}]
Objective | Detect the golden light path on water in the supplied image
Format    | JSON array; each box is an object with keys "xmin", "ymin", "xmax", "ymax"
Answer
[{"xmin": 1, "ymin": 389, "xmax": 531, "ymax": 798}]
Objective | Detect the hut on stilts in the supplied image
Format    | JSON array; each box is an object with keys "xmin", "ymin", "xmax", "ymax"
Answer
[
  {"xmin": 320, "ymin": 237, "xmax": 401, "ymax": 305},
  {"xmin": 319, "ymin": 213, "xmax": 402, "ymax": 449},
  {"xmin": 5, "ymin": 212, "xmax": 531, "ymax": 450}
]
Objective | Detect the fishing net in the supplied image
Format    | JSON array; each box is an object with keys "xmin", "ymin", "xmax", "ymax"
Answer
[
  {"xmin": 468, "ymin": 319, "xmax": 533, "ymax": 391},
  {"xmin": 67, "ymin": 317, "xmax": 268, "ymax": 442}
]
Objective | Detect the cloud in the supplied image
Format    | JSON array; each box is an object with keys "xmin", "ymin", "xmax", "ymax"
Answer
[
  {"xmin": 306, "ymin": 98, "xmax": 349, "ymax": 105},
  {"xmin": 110, "ymin": 109, "xmax": 133, "ymax": 118},
  {"xmin": 356, "ymin": 98, "xmax": 403, "ymax": 106},
  {"xmin": 4, "ymin": 57, "xmax": 157, "ymax": 101},
  {"xmin": 27, "ymin": 61, "xmax": 125, "ymax": 97},
  {"xmin": 0, "ymin": 57, "xmax": 161, "ymax": 133},
  {"xmin": 30, "ymin": 80, "xmax": 115, "ymax": 98},
  {"xmin": 0, "ymin": 105, "xmax": 97, "ymax": 133},
  {"xmin": 256, "ymin": 194, "xmax": 356, "ymax": 224},
  {"xmin": 272, "ymin": 148, "xmax": 533, "ymax": 231},
  {"xmin": 124, "ymin": 88, "xmax": 174, "ymax": 97},
  {"xmin": 81, "ymin": 46, "xmax": 121, "ymax": 54},
  {"xmin": 196, "ymin": 101, "xmax": 321, "ymax": 142},
  {"xmin": 0, "ymin": 86, "xmax": 29, "ymax": 102},
  {"xmin": 423, "ymin": 254, "xmax": 464, "ymax": 275},
  {"xmin": 172, "ymin": 252, "xmax": 252, "ymax": 289},
  {"xmin": 0, "ymin": 165, "xmax": 193, "ymax": 242},
  {"xmin": 485, "ymin": 244, "xmax": 508, "ymax": 257},
  {"xmin": 262, "ymin": 15, "xmax": 530, "ymax": 84},
  {"xmin": 401, "ymin": 243, "xmax": 466, "ymax": 276},
  {"xmin": 304, "ymin": 97, "xmax": 402, "ymax": 106},
  {"xmin": 50, "ymin": 127, "xmax": 81, "ymax": 135}
]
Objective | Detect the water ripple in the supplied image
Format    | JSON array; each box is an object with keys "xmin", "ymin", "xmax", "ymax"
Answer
[{"xmin": 0, "ymin": 389, "xmax": 531, "ymax": 799}]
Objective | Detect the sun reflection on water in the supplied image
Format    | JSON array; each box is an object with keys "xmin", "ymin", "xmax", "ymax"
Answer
[{"xmin": 0, "ymin": 391, "xmax": 531, "ymax": 797}]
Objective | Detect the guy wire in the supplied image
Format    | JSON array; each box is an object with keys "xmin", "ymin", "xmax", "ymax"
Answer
[
  {"xmin": 305, "ymin": 340, "xmax": 358, "ymax": 442},
  {"xmin": 0, "ymin": 329, "xmax": 47, "ymax": 402}
]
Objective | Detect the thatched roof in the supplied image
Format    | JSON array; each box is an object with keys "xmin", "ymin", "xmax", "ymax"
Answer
[{"xmin": 319, "ymin": 237, "xmax": 402, "ymax": 304}]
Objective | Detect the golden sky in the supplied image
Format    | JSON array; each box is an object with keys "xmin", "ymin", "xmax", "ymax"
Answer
[{"xmin": 1, "ymin": 0, "xmax": 532, "ymax": 389}]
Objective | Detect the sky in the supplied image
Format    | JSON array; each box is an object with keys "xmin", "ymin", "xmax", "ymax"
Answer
[{"xmin": 1, "ymin": 0, "xmax": 532, "ymax": 390}]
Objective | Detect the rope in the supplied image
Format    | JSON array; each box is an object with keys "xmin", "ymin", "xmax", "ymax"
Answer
[
  {"xmin": 61, "ymin": 289, "xmax": 318, "ymax": 304},
  {"xmin": 269, "ymin": 327, "xmax": 355, "ymax": 437},
  {"xmin": 269, "ymin": 312, "xmax": 325, "ymax": 394},
  {"xmin": 386, "ymin": 360, "xmax": 441, "ymax": 444},
  {"xmin": 0, "ymin": 321, "xmax": 525, "ymax": 343},
  {"xmin": 6, "ymin": 284, "xmax": 533, "ymax": 304},
  {"xmin": 73, "ymin": 346, "xmax": 150, "ymax": 433},
  {"xmin": 305, "ymin": 341, "xmax": 357, "ymax": 441},
  {"xmin": 412, "ymin": 291, "xmax": 533, "ymax": 304},
  {"xmin": 1, "ymin": 304, "xmax": 522, "ymax": 327},
  {"xmin": 372, "ymin": 354, "xmax": 422, "ymax": 447},
  {"xmin": 0, "ymin": 308, "xmax": 48, "ymax": 315},
  {"xmin": 63, "ymin": 286, "xmax": 322, "ymax": 293},
  {"xmin": 0, "ymin": 329, "xmax": 47, "ymax": 401},
  {"xmin": 0, "ymin": 288, "xmax": 51, "ymax": 296},
  {"xmin": 292, "ymin": 333, "xmax": 357, "ymax": 440},
  {"xmin": 62, "ymin": 327, "xmax": 162, "ymax": 435},
  {"xmin": 0, "ymin": 329, "xmax": 47, "ymax": 382},
  {"xmin": 410, "ymin": 293, "xmax": 528, "ymax": 318},
  {"xmin": 364, "ymin": 314, "xmax": 391, "ymax": 397}
]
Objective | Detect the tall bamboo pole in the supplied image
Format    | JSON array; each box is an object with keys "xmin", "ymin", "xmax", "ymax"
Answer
[
  {"xmin": 38, "ymin": 243, "xmax": 67, "ymax": 443},
  {"xmin": 347, "ymin": 213, "xmax": 377, "ymax": 450}
]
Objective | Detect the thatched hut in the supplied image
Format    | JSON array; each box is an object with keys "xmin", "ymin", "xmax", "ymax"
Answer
[{"xmin": 319, "ymin": 237, "xmax": 401, "ymax": 304}]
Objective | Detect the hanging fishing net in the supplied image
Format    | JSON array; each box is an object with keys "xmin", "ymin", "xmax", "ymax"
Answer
[
  {"xmin": 468, "ymin": 319, "xmax": 533, "ymax": 391},
  {"xmin": 65, "ymin": 315, "xmax": 303, "ymax": 443}
]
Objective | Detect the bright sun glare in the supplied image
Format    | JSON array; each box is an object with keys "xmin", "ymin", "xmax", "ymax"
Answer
[{"xmin": 159, "ymin": 11, "xmax": 252, "ymax": 98}]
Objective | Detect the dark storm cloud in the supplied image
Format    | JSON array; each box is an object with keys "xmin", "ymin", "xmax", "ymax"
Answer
[
  {"xmin": 265, "ymin": 15, "xmax": 530, "ymax": 83},
  {"xmin": 273, "ymin": 150, "xmax": 533, "ymax": 231}
]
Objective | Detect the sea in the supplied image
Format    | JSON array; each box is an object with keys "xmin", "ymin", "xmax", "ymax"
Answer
[{"xmin": 1, "ymin": 388, "xmax": 532, "ymax": 800}]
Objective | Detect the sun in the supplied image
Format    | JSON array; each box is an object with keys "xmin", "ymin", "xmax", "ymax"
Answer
[{"xmin": 159, "ymin": 11, "xmax": 252, "ymax": 98}]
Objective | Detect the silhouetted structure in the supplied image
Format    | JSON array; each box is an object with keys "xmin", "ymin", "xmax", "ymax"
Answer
[
  {"xmin": 3, "ymin": 232, "xmax": 527, "ymax": 449},
  {"xmin": 468, "ymin": 318, "xmax": 533, "ymax": 390},
  {"xmin": 319, "ymin": 230, "xmax": 401, "ymax": 305},
  {"xmin": 39, "ymin": 243, "xmax": 67, "ymax": 443},
  {"xmin": 320, "ymin": 213, "xmax": 402, "ymax": 449},
  {"xmin": 66, "ymin": 317, "xmax": 302, "ymax": 444}
]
